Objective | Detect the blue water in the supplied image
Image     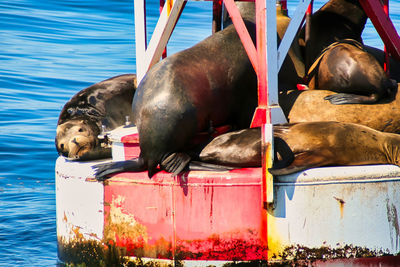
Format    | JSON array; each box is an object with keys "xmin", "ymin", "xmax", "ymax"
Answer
[{"xmin": 0, "ymin": 0, "xmax": 398, "ymax": 266}]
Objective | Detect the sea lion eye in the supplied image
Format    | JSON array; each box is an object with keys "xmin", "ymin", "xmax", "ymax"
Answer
[
  {"xmin": 60, "ymin": 144, "xmax": 64, "ymax": 150},
  {"xmin": 78, "ymin": 128, "xmax": 83, "ymax": 132}
]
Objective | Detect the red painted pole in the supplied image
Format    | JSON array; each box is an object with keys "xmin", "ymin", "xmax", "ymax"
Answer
[
  {"xmin": 256, "ymin": 0, "xmax": 267, "ymax": 110},
  {"xmin": 223, "ymin": 0, "xmax": 258, "ymax": 73},
  {"xmin": 305, "ymin": 0, "xmax": 313, "ymax": 70},
  {"xmin": 360, "ymin": 0, "xmax": 400, "ymax": 61},
  {"xmin": 160, "ymin": 0, "xmax": 167, "ymax": 59},
  {"xmin": 383, "ymin": 0, "xmax": 390, "ymax": 76}
]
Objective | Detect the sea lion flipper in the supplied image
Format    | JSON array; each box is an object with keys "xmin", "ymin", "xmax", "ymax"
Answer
[
  {"xmin": 161, "ymin": 153, "xmax": 191, "ymax": 176},
  {"xmin": 93, "ymin": 158, "xmax": 146, "ymax": 181},
  {"xmin": 324, "ymin": 93, "xmax": 379, "ymax": 105},
  {"xmin": 189, "ymin": 161, "xmax": 235, "ymax": 172},
  {"xmin": 269, "ymin": 151, "xmax": 327, "ymax": 175}
]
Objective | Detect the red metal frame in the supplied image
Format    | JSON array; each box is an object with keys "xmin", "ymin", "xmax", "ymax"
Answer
[{"xmin": 360, "ymin": 0, "xmax": 400, "ymax": 61}]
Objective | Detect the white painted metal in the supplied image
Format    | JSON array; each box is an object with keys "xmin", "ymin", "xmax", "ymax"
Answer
[
  {"xmin": 137, "ymin": 0, "xmax": 185, "ymax": 84},
  {"xmin": 56, "ymin": 157, "xmax": 105, "ymax": 243},
  {"xmin": 269, "ymin": 165, "xmax": 400, "ymax": 257},
  {"xmin": 277, "ymin": 0, "xmax": 311, "ymax": 71},
  {"xmin": 134, "ymin": 0, "xmax": 147, "ymax": 83},
  {"xmin": 108, "ymin": 125, "xmax": 139, "ymax": 161},
  {"xmin": 266, "ymin": 0, "xmax": 279, "ymax": 106},
  {"xmin": 263, "ymin": 123, "xmax": 274, "ymax": 203}
]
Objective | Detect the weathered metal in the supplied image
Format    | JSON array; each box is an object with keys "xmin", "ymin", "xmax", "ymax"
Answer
[{"xmin": 56, "ymin": 153, "xmax": 400, "ymax": 265}]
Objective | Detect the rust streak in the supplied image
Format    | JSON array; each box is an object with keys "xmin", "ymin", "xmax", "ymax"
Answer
[{"xmin": 333, "ymin": 196, "xmax": 345, "ymax": 219}]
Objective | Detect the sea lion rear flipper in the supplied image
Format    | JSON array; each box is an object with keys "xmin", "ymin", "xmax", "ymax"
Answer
[
  {"xmin": 324, "ymin": 93, "xmax": 379, "ymax": 105},
  {"xmin": 269, "ymin": 151, "xmax": 328, "ymax": 176},
  {"xmin": 93, "ymin": 158, "xmax": 146, "ymax": 181}
]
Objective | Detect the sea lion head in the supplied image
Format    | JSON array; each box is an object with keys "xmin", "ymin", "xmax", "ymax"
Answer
[{"xmin": 55, "ymin": 119, "xmax": 99, "ymax": 159}]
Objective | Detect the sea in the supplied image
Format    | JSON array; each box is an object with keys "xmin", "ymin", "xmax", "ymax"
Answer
[{"xmin": 0, "ymin": 0, "xmax": 398, "ymax": 266}]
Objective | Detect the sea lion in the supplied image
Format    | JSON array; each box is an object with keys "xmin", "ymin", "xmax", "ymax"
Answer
[
  {"xmin": 276, "ymin": 4, "xmax": 305, "ymax": 92},
  {"xmin": 94, "ymin": 21, "xmax": 258, "ymax": 180},
  {"xmin": 299, "ymin": 0, "xmax": 367, "ymax": 71},
  {"xmin": 198, "ymin": 121, "xmax": 400, "ymax": 175},
  {"xmin": 56, "ymin": 74, "xmax": 136, "ymax": 160},
  {"xmin": 279, "ymin": 83, "xmax": 400, "ymax": 133},
  {"xmin": 223, "ymin": 1, "xmax": 305, "ymax": 91},
  {"xmin": 305, "ymin": 40, "xmax": 397, "ymax": 104},
  {"xmin": 365, "ymin": 45, "xmax": 400, "ymax": 82}
]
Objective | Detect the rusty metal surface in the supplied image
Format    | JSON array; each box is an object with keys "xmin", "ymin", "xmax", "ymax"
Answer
[{"xmin": 103, "ymin": 167, "xmax": 266, "ymax": 261}]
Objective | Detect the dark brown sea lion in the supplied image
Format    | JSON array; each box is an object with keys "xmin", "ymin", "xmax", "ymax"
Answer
[
  {"xmin": 94, "ymin": 21, "xmax": 258, "ymax": 180},
  {"xmin": 56, "ymin": 74, "xmax": 136, "ymax": 160},
  {"xmin": 279, "ymin": 83, "xmax": 400, "ymax": 133},
  {"xmin": 365, "ymin": 45, "xmax": 400, "ymax": 82},
  {"xmin": 306, "ymin": 40, "xmax": 397, "ymax": 104},
  {"xmin": 199, "ymin": 121, "xmax": 400, "ymax": 175},
  {"xmin": 223, "ymin": 1, "xmax": 305, "ymax": 91},
  {"xmin": 299, "ymin": 0, "xmax": 367, "ymax": 71}
]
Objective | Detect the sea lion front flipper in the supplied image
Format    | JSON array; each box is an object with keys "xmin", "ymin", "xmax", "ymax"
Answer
[
  {"xmin": 269, "ymin": 150, "xmax": 329, "ymax": 176},
  {"xmin": 93, "ymin": 158, "xmax": 146, "ymax": 181},
  {"xmin": 324, "ymin": 93, "xmax": 379, "ymax": 105},
  {"xmin": 161, "ymin": 153, "xmax": 191, "ymax": 177}
]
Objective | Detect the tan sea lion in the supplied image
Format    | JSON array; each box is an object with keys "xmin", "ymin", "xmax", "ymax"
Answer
[
  {"xmin": 56, "ymin": 74, "xmax": 136, "ymax": 160},
  {"xmin": 198, "ymin": 122, "xmax": 400, "ymax": 175},
  {"xmin": 279, "ymin": 84, "xmax": 400, "ymax": 133}
]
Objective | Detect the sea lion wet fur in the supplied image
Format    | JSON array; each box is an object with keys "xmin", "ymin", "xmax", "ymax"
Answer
[{"xmin": 56, "ymin": 74, "xmax": 136, "ymax": 160}]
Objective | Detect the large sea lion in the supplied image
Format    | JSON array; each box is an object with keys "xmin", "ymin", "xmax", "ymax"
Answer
[
  {"xmin": 299, "ymin": 0, "xmax": 367, "ymax": 71},
  {"xmin": 279, "ymin": 83, "xmax": 400, "ymax": 133},
  {"xmin": 223, "ymin": 1, "xmax": 305, "ymax": 91},
  {"xmin": 94, "ymin": 21, "xmax": 258, "ymax": 180},
  {"xmin": 305, "ymin": 40, "xmax": 397, "ymax": 104},
  {"xmin": 198, "ymin": 121, "xmax": 400, "ymax": 175},
  {"xmin": 56, "ymin": 74, "xmax": 136, "ymax": 160}
]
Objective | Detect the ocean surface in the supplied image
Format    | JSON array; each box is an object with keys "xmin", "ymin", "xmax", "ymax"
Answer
[{"xmin": 0, "ymin": 0, "xmax": 398, "ymax": 266}]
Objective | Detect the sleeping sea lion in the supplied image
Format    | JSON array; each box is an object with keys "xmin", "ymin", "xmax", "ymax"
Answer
[
  {"xmin": 93, "ymin": 21, "xmax": 258, "ymax": 180},
  {"xmin": 198, "ymin": 122, "xmax": 400, "ymax": 175},
  {"xmin": 279, "ymin": 83, "xmax": 400, "ymax": 133},
  {"xmin": 56, "ymin": 74, "xmax": 136, "ymax": 160},
  {"xmin": 306, "ymin": 40, "xmax": 397, "ymax": 104}
]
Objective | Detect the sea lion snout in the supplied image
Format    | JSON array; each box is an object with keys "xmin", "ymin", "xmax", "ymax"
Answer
[{"xmin": 56, "ymin": 120, "xmax": 97, "ymax": 159}]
